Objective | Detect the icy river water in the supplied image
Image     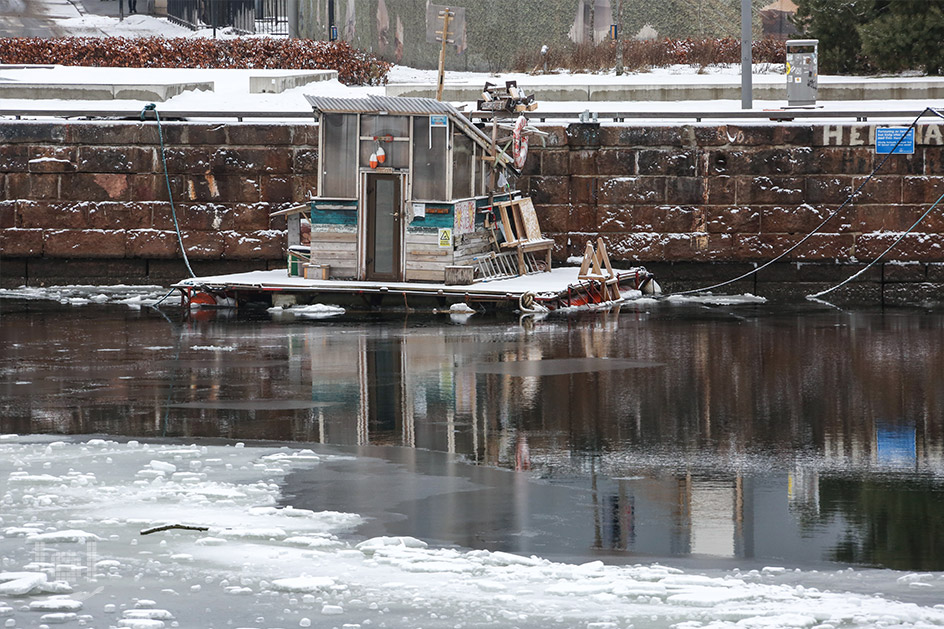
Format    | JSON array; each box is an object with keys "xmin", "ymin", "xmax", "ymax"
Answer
[{"xmin": 2, "ymin": 291, "xmax": 944, "ymax": 628}]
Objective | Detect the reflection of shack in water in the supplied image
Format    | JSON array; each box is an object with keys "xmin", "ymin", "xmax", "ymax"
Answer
[{"xmin": 585, "ymin": 463, "xmax": 748, "ymax": 559}]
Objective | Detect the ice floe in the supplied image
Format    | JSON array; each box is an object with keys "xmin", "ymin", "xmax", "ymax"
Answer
[{"xmin": 0, "ymin": 436, "xmax": 942, "ymax": 628}]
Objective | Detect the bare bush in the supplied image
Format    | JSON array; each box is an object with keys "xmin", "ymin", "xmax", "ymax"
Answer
[{"xmin": 0, "ymin": 37, "xmax": 392, "ymax": 85}]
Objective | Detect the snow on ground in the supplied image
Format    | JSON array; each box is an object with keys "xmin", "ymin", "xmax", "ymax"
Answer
[
  {"xmin": 1, "ymin": 436, "xmax": 944, "ymax": 629},
  {"xmin": 52, "ymin": 12, "xmax": 193, "ymax": 38},
  {"xmin": 387, "ymin": 62, "xmax": 789, "ymax": 87},
  {"xmin": 5, "ymin": 61, "xmax": 941, "ymax": 122}
]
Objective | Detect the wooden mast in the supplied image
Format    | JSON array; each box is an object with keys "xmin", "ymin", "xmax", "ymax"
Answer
[{"xmin": 435, "ymin": 8, "xmax": 454, "ymax": 101}]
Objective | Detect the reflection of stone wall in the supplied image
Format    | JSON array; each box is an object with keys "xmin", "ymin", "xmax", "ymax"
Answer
[{"xmin": 298, "ymin": 0, "xmax": 764, "ymax": 72}]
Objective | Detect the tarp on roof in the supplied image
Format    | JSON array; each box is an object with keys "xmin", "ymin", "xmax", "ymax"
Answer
[{"xmin": 305, "ymin": 94, "xmax": 513, "ymax": 169}]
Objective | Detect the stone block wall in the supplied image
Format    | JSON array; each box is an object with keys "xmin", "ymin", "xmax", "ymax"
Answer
[
  {"xmin": 519, "ymin": 121, "xmax": 944, "ymax": 301},
  {"xmin": 0, "ymin": 120, "xmax": 316, "ymax": 286},
  {"xmin": 3, "ymin": 118, "xmax": 944, "ymax": 303}
]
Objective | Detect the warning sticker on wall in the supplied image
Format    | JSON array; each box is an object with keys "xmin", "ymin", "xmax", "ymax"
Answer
[{"xmin": 438, "ymin": 228, "xmax": 453, "ymax": 248}]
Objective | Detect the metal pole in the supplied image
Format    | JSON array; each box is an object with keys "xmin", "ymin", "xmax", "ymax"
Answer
[
  {"xmin": 740, "ymin": 0, "xmax": 752, "ymax": 109},
  {"xmin": 287, "ymin": 0, "xmax": 297, "ymax": 37},
  {"xmin": 615, "ymin": 0, "xmax": 623, "ymax": 75},
  {"xmin": 327, "ymin": 0, "xmax": 335, "ymax": 40}
]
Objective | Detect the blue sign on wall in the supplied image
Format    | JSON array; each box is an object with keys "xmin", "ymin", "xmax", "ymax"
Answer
[{"xmin": 875, "ymin": 127, "xmax": 915, "ymax": 154}]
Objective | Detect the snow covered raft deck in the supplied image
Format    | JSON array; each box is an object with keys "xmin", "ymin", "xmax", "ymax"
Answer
[{"xmin": 172, "ymin": 266, "xmax": 659, "ymax": 312}]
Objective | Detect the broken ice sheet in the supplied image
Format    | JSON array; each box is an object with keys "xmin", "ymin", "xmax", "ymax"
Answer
[{"xmin": 0, "ymin": 436, "xmax": 942, "ymax": 629}]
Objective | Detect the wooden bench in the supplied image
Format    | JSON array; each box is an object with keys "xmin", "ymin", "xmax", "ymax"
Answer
[{"xmin": 495, "ymin": 197, "xmax": 553, "ymax": 276}]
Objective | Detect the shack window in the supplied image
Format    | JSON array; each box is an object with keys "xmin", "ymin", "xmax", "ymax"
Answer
[
  {"xmin": 452, "ymin": 132, "xmax": 473, "ymax": 199},
  {"xmin": 412, "ymin": 116, "xmax": 448, "ymax": 201},
  {"xmin": 476, "ymin": 144, "xmax": 489, "ymax": 196},
  {"xmin": 360, "ymin": 115, "xmax": 409, "ymax": 169},
  {"xmin": 321, "ymin": 113, "xmax": 357, "ymax": 198}
]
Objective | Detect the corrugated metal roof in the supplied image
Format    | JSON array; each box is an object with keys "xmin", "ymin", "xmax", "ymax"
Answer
[
  {"xmin": 305, "ymin": 94, "xmax": 454, "ymax": 116},
  {"xmin": 305, "ymin": 94, "xmax": 512, "ymax": 168}
]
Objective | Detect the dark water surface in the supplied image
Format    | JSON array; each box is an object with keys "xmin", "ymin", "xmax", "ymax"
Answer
[{"xmin": 3, "ymin": 298, "xmax": 944, "ymax": 571}]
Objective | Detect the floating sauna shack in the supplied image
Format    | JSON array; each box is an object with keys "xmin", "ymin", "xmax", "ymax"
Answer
[
  {"xmin": 173, "ymin": 95, "xmax": 658, "ymax": 311},
  {"xmin": 297, "ymin": 94, "xmax": 521, "ymax": 283}
]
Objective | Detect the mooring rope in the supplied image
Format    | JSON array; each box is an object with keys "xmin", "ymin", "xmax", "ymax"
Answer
[
  {"xmin": 141, "ymin": 103, "xmax": 196, "ymax": 279},
  {"xmin": 674, "ymin": 107, "xmax": 944, "ymax": 296}
]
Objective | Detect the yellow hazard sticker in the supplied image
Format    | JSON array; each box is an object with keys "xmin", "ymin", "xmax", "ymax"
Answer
[{"xmin": 438, "ymin": 228, "xmax": 452, "ymax": 248}]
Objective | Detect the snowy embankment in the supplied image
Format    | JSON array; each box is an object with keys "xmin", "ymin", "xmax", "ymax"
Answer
[{"xmin": 1, "ymin": 437, "xmax": 943, "ymax": 629}]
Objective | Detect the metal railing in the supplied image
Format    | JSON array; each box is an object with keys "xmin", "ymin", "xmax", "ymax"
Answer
[{"xmin": 166, "ymin": 0, "xmax": 288, "ymax": 36}]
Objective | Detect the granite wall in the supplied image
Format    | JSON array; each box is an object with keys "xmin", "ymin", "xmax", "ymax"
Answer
[
  {"xmin": 0, "ymin": 120, "xmax": 316, "ymax": 286},
  {"xmin": 523, "ymin": 121, "xmax": 944, "ymax": 302},
  {"xmin": 2, "ymin": 119, "xmax": 943, "ymax": 303}
]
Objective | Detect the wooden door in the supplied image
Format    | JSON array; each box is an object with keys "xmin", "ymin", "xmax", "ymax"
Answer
[{"xmin": 365, "ymin": 174, "xmax": 402, "ymax": 281}]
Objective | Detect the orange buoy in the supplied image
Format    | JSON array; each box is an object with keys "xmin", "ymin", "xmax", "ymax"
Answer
[{"xmin": 189, "ymin": 291, "xmax": 217, "ymax": 307}]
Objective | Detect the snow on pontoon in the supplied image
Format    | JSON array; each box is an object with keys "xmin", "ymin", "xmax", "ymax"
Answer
[{"xmin": 174, "ymin": 94, "xmax": 659, "ymax": 312}]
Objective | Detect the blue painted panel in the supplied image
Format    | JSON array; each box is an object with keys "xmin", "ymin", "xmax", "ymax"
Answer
[
  {"xmin": 311, "ymin": 210, "xmax": 357, "ymax": 226},
  {"xmin": 411, "ymin": 212, "xmax": 453, "ymax": 229},
  {"xmin": 310, "ymin": 200, "xmax": 358, "ymax": 227}
]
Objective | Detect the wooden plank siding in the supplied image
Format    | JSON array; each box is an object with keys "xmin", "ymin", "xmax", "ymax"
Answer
[
  {"xmin": 310, "ymin": 229, "xmax": 357, "ymax": 279},
  {"xmin": 405, "ymin": 231, "xmax": 452, "ymax": 282},
  {"xmin": 454, "ymin": 231, "xmax": 492, "ymax": 267}
]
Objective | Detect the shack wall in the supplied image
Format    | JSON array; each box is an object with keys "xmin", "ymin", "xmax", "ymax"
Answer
[{"xmin": 3, "ymin": 119, "xmax": 944, "ymax": 303}]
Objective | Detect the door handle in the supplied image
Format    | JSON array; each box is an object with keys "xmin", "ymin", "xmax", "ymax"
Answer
[{"xmin": 390, "ymin": 212, "xmax": 400, "ymax": 217}]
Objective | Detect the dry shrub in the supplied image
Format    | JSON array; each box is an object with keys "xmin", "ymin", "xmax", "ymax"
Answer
[
  {"xmin": 513, "ymin": 37, "xmax": 787, "ymax": 74},
  {"xmin": 0, "ymin": 37, "xmax": 392, "ymax": 85}
]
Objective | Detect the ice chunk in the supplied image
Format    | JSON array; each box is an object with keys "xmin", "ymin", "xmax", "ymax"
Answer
[
  {"xmin": 123, "ymin": 609, "xmax": 175, "ymax": 620},
  {"xmin": 7, "ymin": 473, "xmax": 61, "ymax": 483},
  {"xmin": 148, "ymin": 460, "xmax": 177, "ymax": 473},
  {"xmin": 0, "ymin": 572, "xmax": 48, "ymax": 595},
  {"xmin": 116, "ymin": 620, "xmax": 166, "ymax": 629},
  {"xmin": 283, "ymin": 535, "xmax": 346, "ymax": 550},
  {"xmin": 214, "ymin": 527, "xmax": 287, "ymax": 540},
  {"xmin": 735, "ymin": 613, "xmax": 818, "ymax": 626},
  {"xmin": 666, "ymin": 587, "xmax": 756, "ymax": 606},
  {"xmin": 449, "ymin": 302, "xmax": 475, "ymax": 314},
  {"xmin": 28, "ymin": 598, "xmax": 83, "ymax": 611},
  {"xmin": 355, "ymin": 536, "xmax": 427, "ymax": 554},
  {"xmin": 26, "ymin": 529, "xmax": 102, "ymax": 543},
  {"xmin": 39, "ymin": 612, "xmax": 77, "ymax": 624},
  {"xmin": 269, "ymin": 576, "xmax": 336, "ymax": 593},
  {"xmin": 321, "ymin": 604, "xmax": 343, "ymax": 615}
]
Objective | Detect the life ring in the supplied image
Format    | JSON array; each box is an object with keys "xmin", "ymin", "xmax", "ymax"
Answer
[{"xmin": 512, "ymin": 115, "xmax": 529, "ymax": 169}]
